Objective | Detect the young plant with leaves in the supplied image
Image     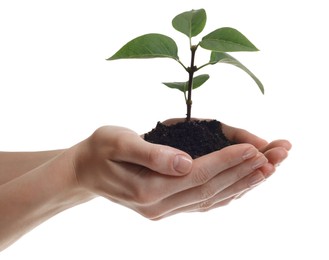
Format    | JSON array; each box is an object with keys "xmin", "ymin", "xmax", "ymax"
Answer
[{"xmin": 107, "ymin": 8, "xmax": 264, "ymax": 121}]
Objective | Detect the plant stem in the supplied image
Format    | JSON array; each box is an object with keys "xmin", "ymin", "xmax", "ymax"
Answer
[{"xmin": 186, "ymin": 45, "xmax": 198, "ymax": 121}]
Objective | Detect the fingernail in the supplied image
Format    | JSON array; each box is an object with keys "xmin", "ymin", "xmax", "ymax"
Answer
[
  {"xmin": 251, "ymin": 154, "xmax": 268, "ymax": 170},
  {"xmin": 249, "ymin": 172, "xmax": 265, "ymax": 187},
  {"xmin": 242, "ymin": 147, "xmax": 257, "ymax": 160},
  {"xmin": 173, "ymin": 155, "xmax": 193, "ymax": 174}
]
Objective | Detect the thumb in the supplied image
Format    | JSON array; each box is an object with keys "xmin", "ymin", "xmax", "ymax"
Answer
[
  {"xmin": 147, "ymin": 144, "xmax": 193, "ymax": 176},
  {"xmin": 116, "ymin": 133, "xmax": 193, "ymax": 176}
]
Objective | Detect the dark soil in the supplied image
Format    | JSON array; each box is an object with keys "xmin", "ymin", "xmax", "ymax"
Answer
[{"xmin": 144, "ymin": 120, "xmax": 234, "ymax": 159}]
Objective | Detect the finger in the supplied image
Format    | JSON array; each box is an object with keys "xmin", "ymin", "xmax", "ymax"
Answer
[
  {"xmin": 234, "ymin": 169, "xmax": 271, "ymax": 200},
  {"xmin": 131, "ymin": 143, "xmax": 262, "ymax": 209},
  {"xmin": 194, "ymin": 151, "xmax": 267, "ymax": 191},
  {"xmin": 156, "ymin": 196, "xmax": 236, "ymax": 219},
  {"xmin": 92, "ymin": 126, "xmax": 193, "ymax": 176},
  {"xmin": 259, "ymin": 163, "xmax": 276, "ymax": 178},
  {"xmin": 144, "ymin": 154, "xmax": 267, "ymax": 219},
  {"xmin": 192, "ymin": 195, "xmax": 238, "ymax": 212},
  {"xmin": 188, "ymin": 143, "xmax": 262, "ymax": 186},
  {"xmin": 259, "ymin": 139, "xmax": 292, "ymax": 153},
  {"xmin": 162, "ymin": 119, "xmax": 270, "ymax": 150},
  {"xmin": 263, "ymin": 147, "xmax": 289, "ymax": 166},
  {"xmin": 186, "ymin": 170, "xmax": 266, "ymax": 214},
  {"xmin": 155, "ymin": 170, "xmax": 267, "ymax": 219},
  {"xmin": 234, "ymin": 189, "xmax": 250, "ymax": 200},
  {"xmin": 221, "ymin": 123, "xmax": 268, "ymax": 149},
  {"xmin": 112, "ymin": 131, "xmax": 193, "ymax": 176},
  {"xmin": 161, "ymin": 118, "xmax": 185, "ymax": 125}
]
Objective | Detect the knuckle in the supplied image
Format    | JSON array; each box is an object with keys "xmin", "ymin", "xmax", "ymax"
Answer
[
  {"xmin": 136, "ymin": 206, "xmax": 162, "ymax": 220},
  {"xmin": 217, "ymin": 198, "xmax": 233, "ymax": 207},
  {"xmin": 230, "ymin": 160, "xmax": 255, "ymax": 181},
  {"xmin": 89, "ymin": 127, "xmax": 121, "ymax": 156},
  {"xmin": 192, "ymin": 166, "xmax": 211, "ymax": 185},
  {"xmin": 146, "ymin": 146, "xmax": 162, "ymax": 168},
  {"xmin": 110, "ymin": 131, "xmax": 130, "ymax": 152},
  {"xmin": 200, "ymin": 185, "xmax": 216, "ymax": 201},
  {"xmin": 112, "ymin": 133, "xmax": 141, "ymax": 160},
  {"xmin": 231, "ymin": 182, "xmax": 248, "ymax": 196},
  {"xmin": 198, "ymin": 185, "xmax": 217, "ymax": 211},
  {"xmin": 91, "ymin": 126, "xmax": 138, "ymax": 158},
  {"xmin": 199, "ymin": 199, "xmax": 214, "ymax": 212},
  {"xmin": 89, "ymin": 126, "xmax": 108, "ymax": 149},
  {"xmin": 134, "ymin": 189, "xmax": 154, "ymax": 206},
  {"xmin": 236, "ymin": 167, "xmax": 247, "ymax": 180},
  {"xmin": 132, "ymin": 181, "xmax": 161, "ymax": 207}
]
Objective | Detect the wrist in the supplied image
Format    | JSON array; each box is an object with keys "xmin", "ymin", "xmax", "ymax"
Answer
[
  {"xmin": 0, "ymin": 149, "xmax": 95, "ymax": 251},
  {"xmin": 57, "ymin": 148, "xmax": 96, "ymax": 206}
]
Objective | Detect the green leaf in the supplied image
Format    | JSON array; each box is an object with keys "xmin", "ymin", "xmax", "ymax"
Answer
[
  {"xmin": 162, "ymin": 81, "xmax": 186, "ymax": 92},
  {"xmin": 107, "ymin": 33, "xmax": 179, "ymax": 60},
  {"xmin": 172, "ymin": 9, "xmax": 207, "ymax": 38},
  {"xmin": 200, "ymin": 27, "xmax": 259, "ymax": 52},
  {"xmin": 210, "ymin": 52, "xmax": 264, "ymax": 94},
  {"xmin": 191, "ymin": 74, "xmax": 210, "ymax": 90},
  {"xmin": 163, "ymin": 74, "xmax": 210, "ymax": 93}
]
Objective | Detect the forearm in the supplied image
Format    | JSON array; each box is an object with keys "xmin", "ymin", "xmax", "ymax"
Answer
[
  {"xmin": 0, "ymin": 150, "xmax": 64, "ymax": 185},
  {"xmin": 0, "ymin": 149, "xmax": 95, "ymax": 251}
]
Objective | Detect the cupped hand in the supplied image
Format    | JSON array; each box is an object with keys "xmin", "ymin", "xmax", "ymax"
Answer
[
  {"xmin": 163, "ymin": 118, "xmax": 291, "ymax": 175},
  {"xmin": 221, "ymin": 122, "xmax": 291, "ymax": 174},
  {"xmin": 160, "ymin": 118, "xmax": 291, "ymax": 211},
  {"xmin": 71, "ymin": 124, "xmax": 276, "ymax": 219}
]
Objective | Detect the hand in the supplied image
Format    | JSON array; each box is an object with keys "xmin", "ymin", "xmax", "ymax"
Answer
[
  {"xmin": 161, "ymin": 118, "xmax": 291, "ymax": 208},
  {"xmin": 221, "ymin": 122, "xmax": 291, "ymax": 200},
  {"xmin": 71, "ymin": 124, "xmax": 282, "ymax": 220},
  {"xmin": 163, "ymin": 118, "xmax": 291, "ymax": 175},
  {"xmin": 0, "ymin": 121, "xmax": 291, "ymax": 251},
  {"xmin": 221, "ymin": 122, "xmax": 291, "ymax": 175}
]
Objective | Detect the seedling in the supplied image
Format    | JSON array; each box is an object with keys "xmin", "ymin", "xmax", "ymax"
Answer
[{"xmin": 107, "ymin": 8, "xmax": 263, "ymax": 121}]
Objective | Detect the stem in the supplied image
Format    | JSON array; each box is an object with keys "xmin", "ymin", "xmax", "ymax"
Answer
[
  {"xmin": 197, "ymin": 62, "xmax": 212, "ymax": 71},
  {"xmin": 177, "ymin": 59, "xmax": 188, "ymax": 71},
  {"xmin": 186, "ymin": 45, "xmax": 198, "ymax": 121}
]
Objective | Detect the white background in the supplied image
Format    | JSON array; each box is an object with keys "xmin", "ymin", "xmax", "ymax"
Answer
[{"xmin": 1, "ymin": 0, "xmax": 328, "ymax": 259}]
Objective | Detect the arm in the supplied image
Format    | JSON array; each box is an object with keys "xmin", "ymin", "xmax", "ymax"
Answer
[
  {"xmin": 0, "ymin": 150, "xmax": 63, "ymax": 185},
  {"xmin": 0, "ymin": 149, "xmax": 93, "ymax": 251},
  {"xmin": 0, "ymin": 127, "xmax": 197, "ymax": 250}
]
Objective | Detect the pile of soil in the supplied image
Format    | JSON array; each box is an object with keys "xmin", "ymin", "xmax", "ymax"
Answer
[{"xmin": 144, "ymin": 120, "xmax": 234, "ymax": 159}]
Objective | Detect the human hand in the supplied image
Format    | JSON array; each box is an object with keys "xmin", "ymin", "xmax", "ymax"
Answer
[
  {"xmin": 71, "ymin": 124, "xmax": 277, "ymax": 219},
  {"xmin": 163, "ymin": 118, "xmax": 291, "ymax": 173},
  {"xmin": 163, "ymin": 118, "xmax": 291, "ymax": 205},
  {"xmin": 221, "ymin": 122, "xmax": 291, "ymax": 200},
  {"xmin": 220, "ymin": 122, "xmax": 291, "ymax": 175}
]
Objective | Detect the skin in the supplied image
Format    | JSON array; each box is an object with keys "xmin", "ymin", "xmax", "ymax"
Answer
[{"xmin": 0, "ymin": 120, "xmax": 291, "ymax": 251}]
